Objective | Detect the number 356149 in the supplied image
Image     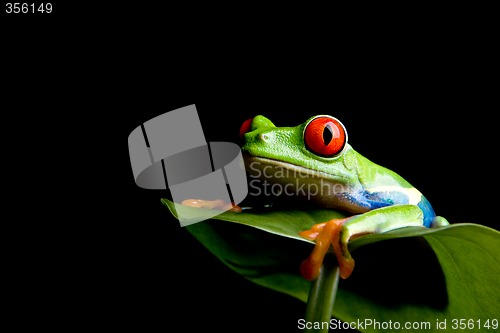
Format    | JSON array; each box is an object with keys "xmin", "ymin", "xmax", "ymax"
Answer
[{"xmin": 5, "ymin": 3, "xmax": 52, "ymax": 14}]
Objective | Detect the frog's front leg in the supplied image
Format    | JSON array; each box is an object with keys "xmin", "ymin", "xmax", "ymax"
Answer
[
  {"xmin": 300, "ymin": 204, "xmax": 432, "ymax": 280},
  {"xmin": 299, "ymin": 217, "xmax": 351, "ymax": 281}
]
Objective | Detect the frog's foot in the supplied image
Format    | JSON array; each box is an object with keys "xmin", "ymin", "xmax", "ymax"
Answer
[
  {"xmin": 300, "ymin": 218, "xmax": 355, "ymax": 280},
  {"xmin": 181, "ymin": 199, "xmax": 242, "ymax": 212},
  {"xmin": 431, "ymin": 216, "xmax": 449, "ymax": 228},
  {"xmin": 299, "ymin": 221, "xmax": 328, "ymax": 240}
]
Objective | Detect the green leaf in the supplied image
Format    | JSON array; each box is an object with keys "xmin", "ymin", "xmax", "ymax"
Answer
[{"xmin": 162, "ymin": 199, "xmax": 500, "ymax": 333}]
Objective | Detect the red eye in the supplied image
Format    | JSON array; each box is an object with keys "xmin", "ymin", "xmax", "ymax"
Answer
[
  {"xmin": 239, "ymin": 118, "xmax": 253, "ymax": 138},
  {"xmin": 304, "ymin": 116, "xmax": 347, "ymax": 157}
]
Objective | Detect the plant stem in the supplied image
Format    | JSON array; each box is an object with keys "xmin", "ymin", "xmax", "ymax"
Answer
[{"xmin": 304, "ymin": 254, "xmax": 340, "ymax": 333}]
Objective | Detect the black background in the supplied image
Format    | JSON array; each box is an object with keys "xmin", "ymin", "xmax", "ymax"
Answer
[{"xmin": 3, "ymin": 7, "xmax": 498, "ymax": 333}]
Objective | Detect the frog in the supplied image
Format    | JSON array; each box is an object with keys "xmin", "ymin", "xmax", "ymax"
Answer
[{"xmin": 238, "ymin": 114, "xmax": 449, "ymax": 281}]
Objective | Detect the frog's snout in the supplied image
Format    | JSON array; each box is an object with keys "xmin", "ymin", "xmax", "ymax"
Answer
[{"xmin": 239, "ymin": 115, "xmax": 276, "ymax": 139}]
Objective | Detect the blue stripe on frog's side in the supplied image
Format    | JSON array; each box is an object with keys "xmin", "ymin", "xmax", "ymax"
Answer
[
  {"xmin": 345, "ymin": 189, "xmax": 436, "ymax": 228},
  {"xmin": 345, "ymin": 189, "xmax": 410, "ymax": 211},
  {"xmin": 417, "ymin": 196, "xmax": 436, "ymax": 228}
]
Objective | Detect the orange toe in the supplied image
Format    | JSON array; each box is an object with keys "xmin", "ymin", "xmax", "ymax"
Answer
[
  {"xmin": 338, "ymin": 257, "xmax": 355, "ymax": 279},
  {"xmin": 299, "ymin": 222, "xmax": 327, "ymax": 240},
  {"xmin": 299, "ymin": 218, "xmax": 350, "ymax": 280},
  {"xmin": 299, "ymin": 230, "xmax": 320, "ymax": 240},
  {"xmin": 330, "ymin": 218, "xmax": 355, "ymax": 279},
  {"xmin": 300, "ymin": 258, "xmax": 322, "ymax": 281}
]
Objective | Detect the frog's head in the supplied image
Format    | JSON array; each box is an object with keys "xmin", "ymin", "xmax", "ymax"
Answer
[{"xmin": 239, "ymin": 115, "xmax": 359, "ymax": 188}]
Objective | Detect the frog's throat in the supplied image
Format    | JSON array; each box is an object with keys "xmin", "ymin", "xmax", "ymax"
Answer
[
  {"xmin": 243, "ymin": 155, "xmax": 370, "ymax": 213},
  {"xmin": 242, "ymin": 155, "xmax": 350, "ymax": 183}
]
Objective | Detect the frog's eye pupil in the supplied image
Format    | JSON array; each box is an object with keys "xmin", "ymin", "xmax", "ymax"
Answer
[
  {"xmin": 304, "ymin": 116, "xmax": 347, "ymax": 158},
  {"xmin": 323, "ymin": 124, "xmax": 334, "ymax": 146}
]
